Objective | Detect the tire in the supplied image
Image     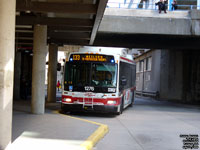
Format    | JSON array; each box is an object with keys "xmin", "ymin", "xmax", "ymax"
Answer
[
  {"xmin": 61, "ymin": 104, "xmax": 68, "ymax": 114},
  {"xmin": 60, "ymin": 108, "xmax": 66, "ymax": 114}
]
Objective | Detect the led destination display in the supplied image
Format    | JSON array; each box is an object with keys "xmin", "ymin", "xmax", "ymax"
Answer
[{"xmin": 69, "ymin": 54, "xmax": 115, "ymax": 63}]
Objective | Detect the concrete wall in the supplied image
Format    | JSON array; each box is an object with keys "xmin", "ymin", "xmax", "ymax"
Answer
[
  {"xmin": 182, "ymin": 50, "xmax": 200, "ymax": 104},
  {"xmin": 135, "ymin": 50, "xmax": 161, "ymax": 92},
  {"xmin": 150, "ymin": 50, "xmax": 161, "ymax": 92},
  {"xmin": 159, "ymin": 50, "xmax": 200, "ymax": 104},
  {"xmin": 135, "ymin": 49, "xmax": 200, "ymax": 104},
  {"xmin": 160, "ymin": 50, "xmax": 184, "ymax": 101}
]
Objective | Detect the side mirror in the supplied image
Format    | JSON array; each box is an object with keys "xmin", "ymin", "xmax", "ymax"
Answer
[
  {"xmin": 121, "ymin": 78, "xmax": 127, "ymax": 86},
  {"xmin": 57, "ymin": 63, "xmax": 61, "ymax": 71}
]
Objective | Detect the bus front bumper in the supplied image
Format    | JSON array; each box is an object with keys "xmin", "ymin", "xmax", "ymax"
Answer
[{"xmin": 61, "ymin": 103, "xmax": 119, "ymax": 113}]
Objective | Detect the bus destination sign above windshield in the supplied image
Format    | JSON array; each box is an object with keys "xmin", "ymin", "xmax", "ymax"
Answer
[{"xmin": 69, "ymin": 54, "xmax": 115, "ymax": 63}]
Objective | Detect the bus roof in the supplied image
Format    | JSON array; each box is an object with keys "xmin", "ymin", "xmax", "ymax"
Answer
[{"xmin": 79, "ymin": 46, "xmax": 123, "ymax": 55}]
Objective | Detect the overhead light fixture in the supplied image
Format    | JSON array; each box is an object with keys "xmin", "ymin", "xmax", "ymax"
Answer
[{"xmin": 25, "ymin": 10, "xmax": 31, "ymax": 13}]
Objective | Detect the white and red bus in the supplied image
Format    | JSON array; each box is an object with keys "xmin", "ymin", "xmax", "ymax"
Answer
[{"xmin": 61, "ymin": 48, "xmax": 136, "ymax": 114}]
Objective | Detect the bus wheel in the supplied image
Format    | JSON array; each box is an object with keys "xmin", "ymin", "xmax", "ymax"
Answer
[
  {"xmin": 61, "ymin": 104, "xmax": 68, "ymax": 114},
  {"xmin": 61, "ymin": 108, "xmax": 67, "ymax": 114}
]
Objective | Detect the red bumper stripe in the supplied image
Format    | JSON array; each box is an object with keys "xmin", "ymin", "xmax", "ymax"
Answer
[{"xmin": 62, "ymin": 95, "xmax": 121, "ymax": 106}]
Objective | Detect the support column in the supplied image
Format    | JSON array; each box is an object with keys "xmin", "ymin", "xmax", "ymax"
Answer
[
  {"xmin": 47, "ymin": 44, "xmax": 58, "ymax": 103},
  {"xmin": 14, "ymin": 51, "xmax": 21, "ymax": 100},
  {"xmin": 31, "ymin": 25, "xmax": 47, "ymax": 114},
  {"xmin": 0, "ymin": 0, "xmax": 16, "ymax": 149}
]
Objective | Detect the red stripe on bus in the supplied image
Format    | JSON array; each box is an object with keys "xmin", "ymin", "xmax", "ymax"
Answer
[
  {"xmin": 62, "ymin": 95, "xmax": 121, "ymax": 106},
  {"xmin": 130, "ymin": 86, "xmax": 136, "ymax": 91},
  {"xmin": 120, "ymin": 57, "xmax": 135, "ymax": 63}
]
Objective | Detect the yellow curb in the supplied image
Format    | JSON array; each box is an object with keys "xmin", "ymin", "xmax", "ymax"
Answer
[
  {"xmin": 81, "ymin": 124, "xmax": 108, "ymax": 150},
  {"xmin": 53, "ymin": 111, "xmax": 109, "ymax": 150}
]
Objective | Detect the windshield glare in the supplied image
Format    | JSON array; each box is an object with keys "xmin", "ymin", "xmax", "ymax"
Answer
[{"xmin": 65, "ymin": 62, "xmax": 117, "ymax": 87}]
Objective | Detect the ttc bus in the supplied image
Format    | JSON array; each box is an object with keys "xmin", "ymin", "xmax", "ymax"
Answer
[{"xmin": 61, "ymin": 51, "xmax": 136, "ymax": 114}]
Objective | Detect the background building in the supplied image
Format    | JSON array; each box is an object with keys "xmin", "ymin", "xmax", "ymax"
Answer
[
  {"xmin": 132, "ymin": 49, "xmax": 200, "ymax": 104},
  {"xmin": 134, "ymin": 50, "xmax": 160, "ymax": 93}
]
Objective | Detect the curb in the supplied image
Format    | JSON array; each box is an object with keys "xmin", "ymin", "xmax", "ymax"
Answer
[
  {"xmin": 81, "ymin": 124, "xmax": 108, "ymax": 150},
  {"xmin": 54, "ymin": 111, "xmax": 109, "ymax": 150}
]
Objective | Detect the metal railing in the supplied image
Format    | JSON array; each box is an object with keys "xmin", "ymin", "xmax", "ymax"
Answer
[
  {"xmin": 136, "ymin": 90, "xmax": 159, "ymax": 99},
  {"xmin": 107, "ymin": 2, "xmax": 200, "ymax": 11}
]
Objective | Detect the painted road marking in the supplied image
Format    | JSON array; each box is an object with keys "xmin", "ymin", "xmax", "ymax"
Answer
[{"xmin": 54, "ymin": 111, "xmax": 109, "ymax": 150}]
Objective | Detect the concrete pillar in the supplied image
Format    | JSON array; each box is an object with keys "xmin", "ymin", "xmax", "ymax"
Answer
[
  {"xmin": 0, "ymin": 0, "xmax": 16, "ymax": 149},
  {"xmin": 47, "ymin": 44, "xmax": 58, "ymax": 103},
  {"xmin": 31, "ymin": 25, "xmax": 47, "ymax": 114},
  {"xmin": 14, "ymin": 51, "xmax": 21, "ymax": 100}
]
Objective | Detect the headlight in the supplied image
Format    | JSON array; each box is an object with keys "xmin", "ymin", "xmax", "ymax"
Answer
[
  {"xmin": 64, "ymin": 98, "xmax": 72, "ymax": 102},
  {"xmin": 107, "ymin": 100, "xmax": 116, "ymax": 105}
]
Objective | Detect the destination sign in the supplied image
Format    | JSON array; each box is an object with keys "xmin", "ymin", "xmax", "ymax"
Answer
[{"xmin": 69, "ymin": 54, "xmax": 114, "ymax": 63}]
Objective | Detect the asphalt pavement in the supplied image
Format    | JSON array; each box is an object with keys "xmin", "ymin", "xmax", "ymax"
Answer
[
  {"xmin": 10, "ymin": 95, "xmax": 200, "ymax": 150},
  {"xmin": 71, "ymin": 97, "xmax": 200, "ymax": 150},
  {"xmin": 10, "ymin": 100, "xmax": 106, "ymax": 150}
]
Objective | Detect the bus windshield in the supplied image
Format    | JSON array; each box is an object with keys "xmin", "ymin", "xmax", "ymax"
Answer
[{"xmin": 64, "ymin": 62, "xmax": 118, "ymax": 92}]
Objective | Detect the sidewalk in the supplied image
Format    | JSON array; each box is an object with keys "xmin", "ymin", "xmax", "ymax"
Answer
[{"xmin": 9, "ymin": 100, "xmax": 108, "ymax": 150}]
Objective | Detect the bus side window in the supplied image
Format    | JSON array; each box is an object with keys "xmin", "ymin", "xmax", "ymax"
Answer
[
  {"xmin": 119, "ymin": 62, "xmax": 133, "ymax": 91},
  {"xmin": 121, "ymin": 76, "xmax": 127, "ymax": 86}
]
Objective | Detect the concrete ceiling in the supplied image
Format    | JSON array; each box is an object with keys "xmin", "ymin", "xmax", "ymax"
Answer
[
  {"xmin": 15, "ymin": 0, "xmax": 108, "ymax": 50},
  {"xmin": 93, "ymin": 33, "xmax": 200, "ymax": 50}
]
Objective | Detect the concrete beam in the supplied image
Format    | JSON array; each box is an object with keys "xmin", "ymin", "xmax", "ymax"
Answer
[
  {"xmin": 89, "ymin": 0, "xmax": 108, "ymax": 45},
  {"xmin": 99, "ymin": 9, "xmax": 200, "ymax": 36},
  {"xmin": 0, "ymin": 0, "xmax": 16, "ymax": 149},
  {"xmin": 16, "ymin": 1, "xmax": 97, "ymax": 14},
  {"xmin": 16, "ymin": 16, "xmax": 94, "ymax": 27},
  {"xmin": 48, "ymin": 26, "xmax": 92, "ymax": 32},
  {"xmin": 48, "ymin": 32, "xmax": 90, "ymax": 40},
  {"xmin": 99, "ymin": 9, "xmax": 192, "ymax": 35},
  {"xmin": 31, "ymin": 25, "xmax": 47, "ymax": 114},
  {"xmin": 95, "ymin": 8, "xmax": 200, "ymax": 49},
  {"xmin": 48, "ymin": 39, "xmax": 89, "ymax": 46},
  {"xmin": 94, "ymin": 33, "xmax": 200, "ymax": 49}
]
